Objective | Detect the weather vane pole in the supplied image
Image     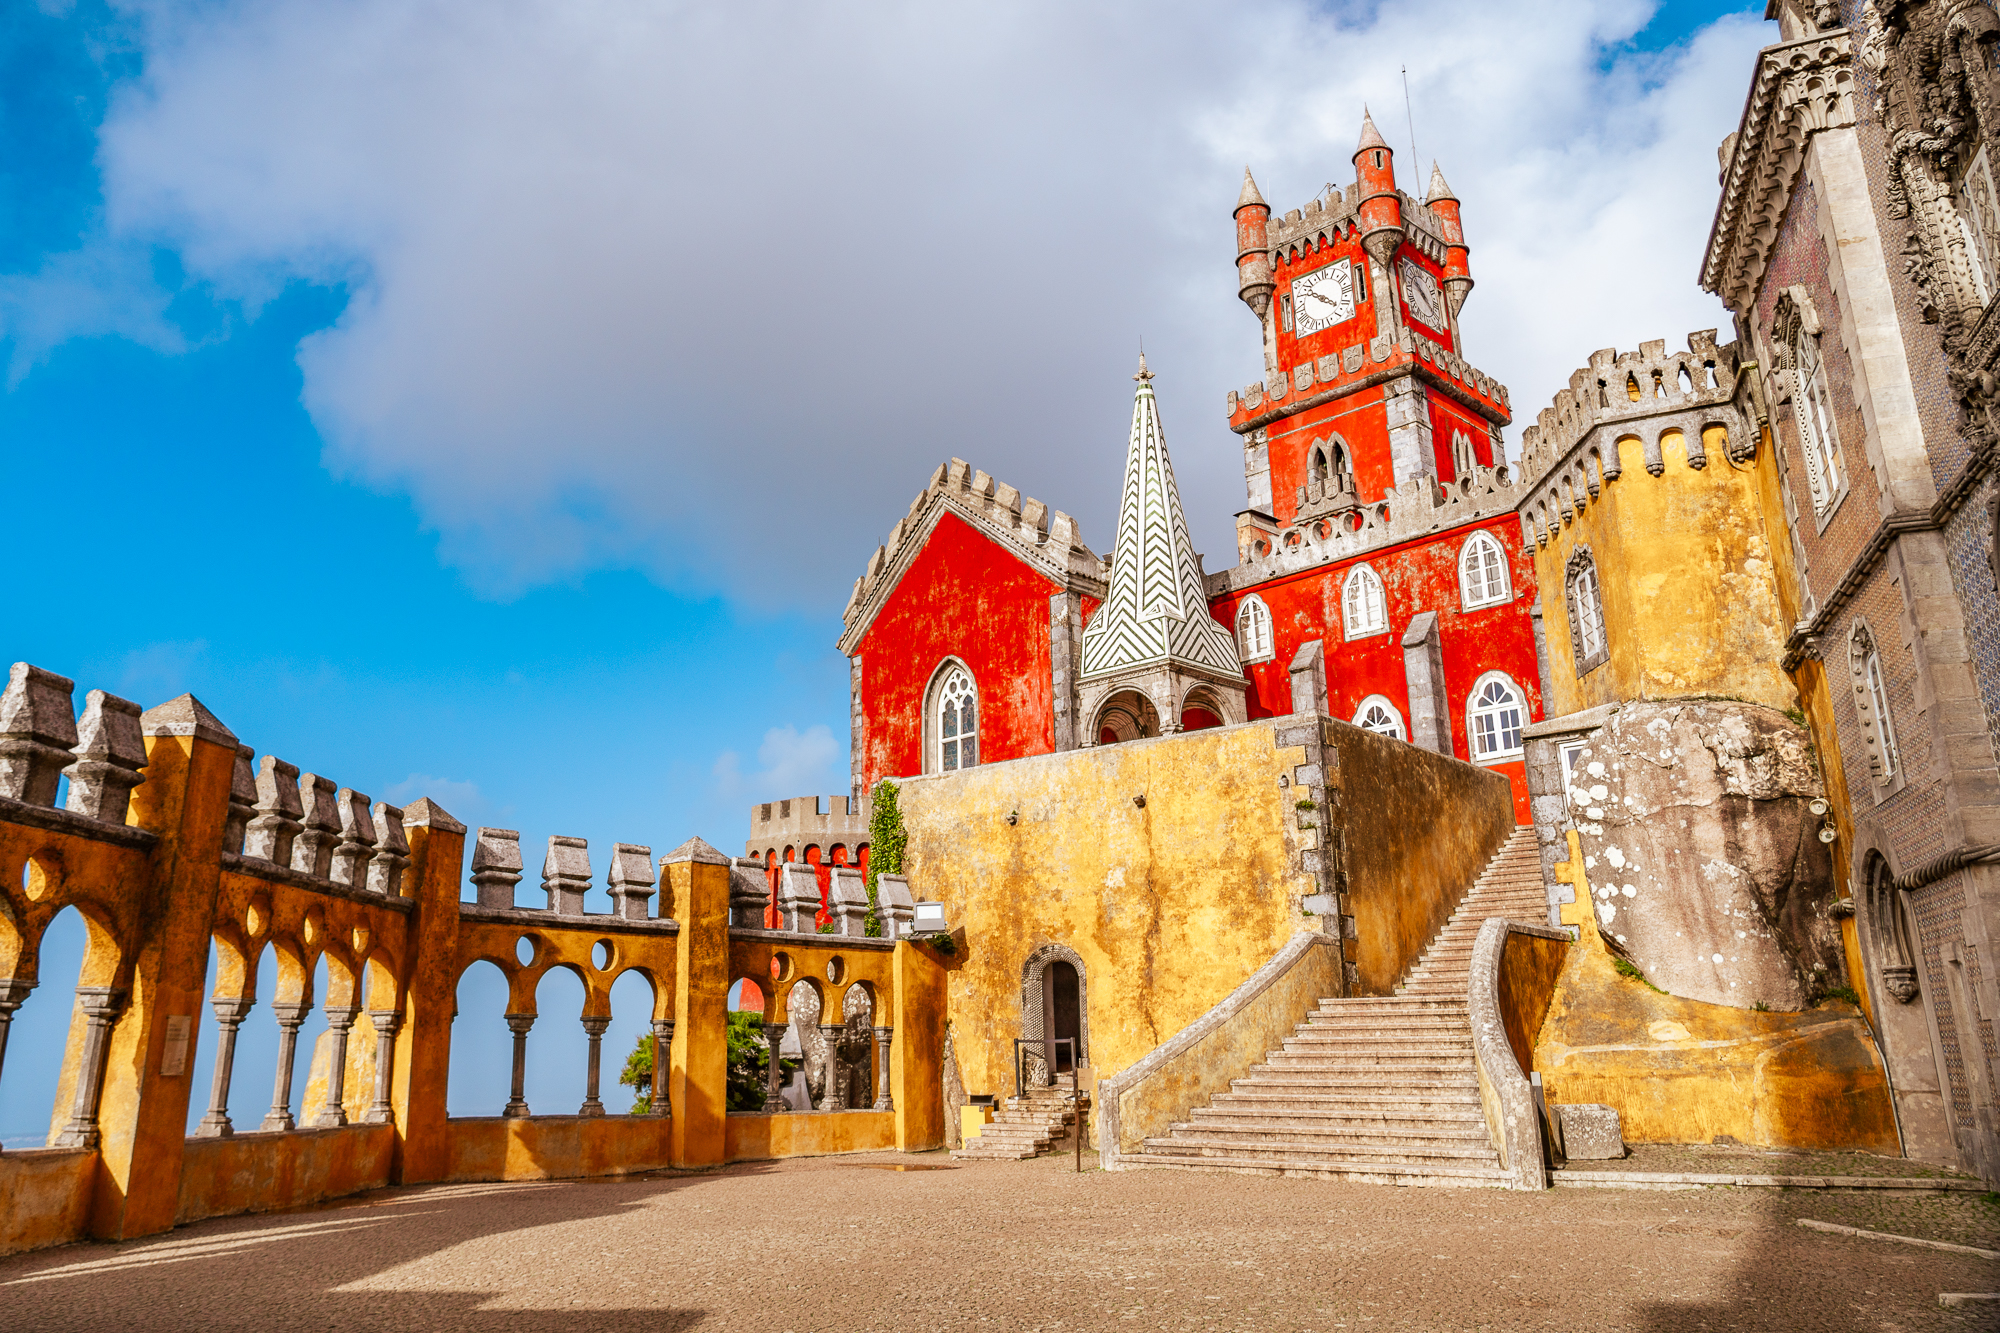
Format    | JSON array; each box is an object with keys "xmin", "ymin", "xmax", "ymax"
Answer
[{"xmin": 1402, "ymin": 65, "xmax": 1420, "ymax": 165}]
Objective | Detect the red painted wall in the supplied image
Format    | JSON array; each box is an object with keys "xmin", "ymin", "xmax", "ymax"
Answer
[
  {"xmin": 1208, "ymin": 512, "xmax": 1540, "ymax": 821},
  {"xmin": 853, "ymin": 511, "xmax": 1061, "ymax": 787}
]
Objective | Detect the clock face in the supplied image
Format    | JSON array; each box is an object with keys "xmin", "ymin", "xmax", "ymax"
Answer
[
  {"xmin": 1291, "ymin": 260, "xmax": 1356, "ymax": 335},
  {"xmin": 1400, "ymin": 259, "xmax": 1446, "ymax": 331}
]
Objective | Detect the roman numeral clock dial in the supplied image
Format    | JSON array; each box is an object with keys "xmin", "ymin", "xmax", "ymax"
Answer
[
  {"xmin": 1290, "ymin": 260, "xmax": 1355, "ymax": 334},
  {"xmin": 1399, "ymin": 259, "xmax": 1445, "ymax": 331}
]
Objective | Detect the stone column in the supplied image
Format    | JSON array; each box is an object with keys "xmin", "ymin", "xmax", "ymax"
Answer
[
  {"xmin": 312, "ymin": 1007, "xmax": 359, "ymax": 1127},
  {"xmin": 503, "ymin": 1013, "xmax": 534, "ymax": 1118},
  {"xmin": 53, "ymin": 987, "xmax": 126, "ymax": 1148},
  {"xmin": 872, "ymin": 1026, "xmax": 894, "ymax": 1111},
  {"xmin": 817, "ymin": 1024, "xmax": 847, "ymax": 1111},
  {"xmin": 196, "ymin": 997, "xmax": 254, "ymax": 1137},
  {"xmin": 262, "ymin": 1001, "xmax": 310, "ymax": 1131},
  {"xmin": 364, "ymin": 1010, "xmax": 402, "ymax": 1124},
  {"xmin": 762, "ymin": 1023, "xmax": 788, "ymax": 1112},
  {"xmin": 650, "ymin": 1019, "xmax": 674, "ymax": 1117},
  {"xmin": 579, "ymin": 1016, "xmax": 610, "ymax": 1116}
]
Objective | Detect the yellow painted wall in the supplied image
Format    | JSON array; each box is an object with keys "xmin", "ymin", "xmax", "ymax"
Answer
[
  {"xmin": 1535, "ymin": 433, "xmax": 1795, "ymax": 717},
  {"xmin": 1537, "ymin": 832, "xmax": 1896, "ymax": 1151},
  {"xmin": 0, "ymin": 1149, "xmax": 96, "ymax": 1255},
  {"xmin": 177, "ymin": 1124, "xmax": 394, "ymax": 1225}
]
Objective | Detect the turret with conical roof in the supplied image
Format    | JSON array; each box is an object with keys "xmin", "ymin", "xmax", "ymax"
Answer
[
  {"xmin": 1235, "ymin": 168, "xmax": 1274, "ymax": 321},
  {"xmin": 1427, "ymin": 162, "xmax": 1474, "ymax": 316},
  {"xmin": 1353, "ymin": 107, "xmax": 1405, "ymax": 269},
  {"xmin": 1077, "ymin": 358, "xmax": 1245, "ymax": 740}
]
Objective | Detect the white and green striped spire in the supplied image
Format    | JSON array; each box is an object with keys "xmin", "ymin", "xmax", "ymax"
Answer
[{"xmin": 1079, "ymin": 356, "xmax": 1243, "ymax": 682}]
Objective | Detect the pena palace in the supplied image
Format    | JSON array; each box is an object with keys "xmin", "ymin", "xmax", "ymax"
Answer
[{"xmin": 836, "ymin": 111, "xmax": 1542, "ymax": 821}]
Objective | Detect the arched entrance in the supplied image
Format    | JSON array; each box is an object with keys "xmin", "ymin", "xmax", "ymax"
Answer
[{"xmin": 1020, "ymin": 944, "xmax": 1089, "ymax": 1087}]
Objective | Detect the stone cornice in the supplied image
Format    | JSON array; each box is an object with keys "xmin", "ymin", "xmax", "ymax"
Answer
[
  {"xmin": 836, "ymin": 460, "xmax": 1108, "ymax": 656},
  {"xmin": 1701, "ymin": 29, "xmax": 1857, "ymax": 310}
]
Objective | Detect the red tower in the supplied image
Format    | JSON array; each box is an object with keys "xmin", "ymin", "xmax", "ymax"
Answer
[{"xmin": 1208, "ymin": 114, "xmax": 1544, "ymax": 814}]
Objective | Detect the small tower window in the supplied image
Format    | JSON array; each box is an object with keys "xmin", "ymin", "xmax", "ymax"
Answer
[
  {"xmin": 1468, "ymin": 672, "xmax": 1526, "ymax": 761},
  {"xmin": 1311, "ymin": 447, "xmax": 1330, "ymax": 492},
  {"xmin": 930, "ymin": 663, "xmax": 979, "ymax": 773},
  {"xmin": 1566, "ymin": 547, "xmax": 1608, "ymax": 674},
  {"xmin": 1281, "ymin": 294, "xmax": 1294, "ymax": 332},
  {"xmin": 1353, "ymin": 695, "xmax": 1405, "ymax": 740},
  {"xmin": 1235, "ymin": 595, "xmax": 1275, "ymax": 664},
  {"xmin": 1459, "ymin": 531, "xmax": 1510, "ymax": 609},
  {"xmin": 1451, "ymin": 430, "xmax": 1476, "ymax": 479},
  {"xmin": 1342, "ymin": 563, "xmax": 1388, "ymax": 639},
  {"xmin": 1354, "ymin": 265, "xmax": 1366, "ymax": 304}
]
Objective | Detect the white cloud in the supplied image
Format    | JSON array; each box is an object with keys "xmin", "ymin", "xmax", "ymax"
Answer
[
  {"xmin": 69, "ymin": 0, "xmax": 1763, "ymax": 603},
  {"xmin": 713, "ymin": 724, "xmax": 842, "ymax": 801},
  {"xmin": 0, "ymin": 235, "xmax": 182, "ymax": 383}
]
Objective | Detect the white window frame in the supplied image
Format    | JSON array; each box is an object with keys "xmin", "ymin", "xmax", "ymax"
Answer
[
  {"xmin": 926, "ymin": 660, "xmax": 980, "ymax": 774},
  {"xmin": 1235, "ymin": 595, "xmax": 1275, "ymax": 664},
  {"xmin": 1342, "ymin": 563, "xmax": 1388, "ymax": 640},
  {"xmin": 1353, "ymin": 695, "xmax": 1406, "ymax": 740},
  {"xmin": 1458, "ymin": 530, "xmax": 1511, "ymax": 610},
  {"xmin": 1558, "ymin": 740, "xmax": 1589, "ymax": 800},
  {"xmin": 1467, "ymin": 670, "xmax": 1526, "ymax": 763}
]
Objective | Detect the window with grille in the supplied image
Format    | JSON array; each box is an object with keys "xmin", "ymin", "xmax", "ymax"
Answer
[
  {"xmin": 1342, "ymin": 564, "xmax": 1387, "ymax": 638},
  {"xmin": 1792, "ymin": 323, "xmax": 1843, "ymax": 516},
  {"xmin": 934, "ymin": 666, "xmax": 978, "ymax": 772},
  {"xmin": 1235, "ymin": 596, "xmax": 1274, "ymax": 663},
  {"xmin": 1353, "ymin": 695, "xmax": 1405, "ymax": 740},
  {"xmin": 1850, "ymin": 621, "xmax": 1900, "ymax": 786},
  {"xmin": 1468, "ymin": 673, "xmax": 1525, "ymax": 760},
  {"xmin": 1459, "ymin": 531, "xmax": 1510, "ymax": 609},
  {"xmin": 1566, "ymin": 549, "xmax": 1607, "ymax": 674}
]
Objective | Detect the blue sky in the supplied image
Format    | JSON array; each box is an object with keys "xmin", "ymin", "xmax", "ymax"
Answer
[{"xmin": 2, "ymin": 0, "xmax": 1765, "ymax": 1142}]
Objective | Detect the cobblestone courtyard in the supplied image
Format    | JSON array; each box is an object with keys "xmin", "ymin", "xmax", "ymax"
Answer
[{"xmin": 1, "ymin": 1151, "xmax": 1993, "ymax": 1332}]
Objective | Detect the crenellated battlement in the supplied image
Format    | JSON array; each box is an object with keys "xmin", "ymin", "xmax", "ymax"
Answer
[
  {"xmin": 1514, "ymin": 332, "xmax": 1756, "ymax": 551},
  {"xmin": 837, "ymin": 457, "xmax": 1106, "ymax": 653},
  {"xmin": 746, "ymin": 792, "xmax": 870, "ymax": 856},
  {"xmin": 1263, "ymin": 186, "xmax": 1449, "ymax": 273},
  {"xmin": 1226, "ymin": 324, "xmax": 1510, "ymax": 433},
  {"xmin": 1206, "ymin": 461, "xmax": 1532, "ymax": 596}
]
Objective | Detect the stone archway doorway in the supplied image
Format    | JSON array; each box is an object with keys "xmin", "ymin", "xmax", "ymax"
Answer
[{"xmin": 1045, "ymin": 961, "xmax": 1080, "ymax": 1074}]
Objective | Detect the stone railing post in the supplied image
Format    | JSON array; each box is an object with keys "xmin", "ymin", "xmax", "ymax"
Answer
[
  {"xmin": 312, "ymin": 1007, "xmax": 359, "ymax": 1127},
  {"xmin": 504, "ymin": 1014, "xmax": 534, "ymax": 1117},
  {"xmin": 292, "ymin": 774, "xmax": 340, "ymax": 878},
  {"xmin": 365, "ymin": 1010, "xmax": 402, "ymax": 1124},
  {"xmin": 580, "ymin": 1016, "xmax": 610, "ymax": 1116},
  {"xmin": 329, "ymin": 789, "xmax": 377, "ymax": 889},
  {"xmin": 243, "ymin": 755, "xmax": 303, "ymax": 865},
  {"xmin": 367, "ymin": 803, "xmax": 410, "ymax": 897},
  {"xmin": 196, "ymin": 997, "xmax": 255, "ymax": 1137},
  {"xmin": 0, "ymin": 662, "xmax": 78, "ymax": 806},
  {"xmin": 470, "ymin": 827, "xmax": 523, "ymax": 908},
  {"xmin": 817, "ymin": 1024, "xmax": 848, "ymax": 1111},
  {"xmin": 762, "ymin": 1023, "xmax": 788, "ymax": 1111},
  {"xmin": 873, "ymin": 1026, "xmax": 894, "ymax": 1111},
  {"xmin": 63, "ymin": 690, "xmax": 148, "ymax": 823},
  {"xmin": 53, "ymin": 987, "xmax": 127, "ymax": 1148},
  {"xmin": 729, "ymin": 858, "xmax": 771, "ymax": 928},
  {"xmin": 608, "ymin": 844, "xmax": 657, "ymax": 921},
  {"xmin": 543, "ymin": 836, "xmax": 592, "ymax": 915},
  {"xmin": 222, "ymin": 744, "xmax": 257, "ymax": 853},
  {"xmin": 0, "ymin": 977, "xmax": 36, "ymax": 1120},
  {"xmin": 777, "ymin": 862, "xmax": 820, "ymax": 932},
  {"xmin": 263, "ymin": 1001, "xmax": 310, "ymax": 1131},
  {"xmin": 649, "ymin": 1019, "xmax": 674, "ymax": 1117}
]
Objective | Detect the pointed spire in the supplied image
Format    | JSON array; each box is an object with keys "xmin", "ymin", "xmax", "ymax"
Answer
[
  {"xmin": 1356, "ymin": 106, "xmax": 1390, "ymax": 154},
  {"xmin": 1236, "ymin": 166, "xmax": 1267, "ymax": 211},
  {"xmin": 1079, "ymin": 364, "xmax": 1243, "ymax": 685},
  {"xmin": 1426, "ymin": 161, "xmax": 1456, "ymax": 204}
]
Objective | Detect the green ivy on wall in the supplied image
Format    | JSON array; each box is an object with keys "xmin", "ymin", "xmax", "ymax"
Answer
[{"xmin": 865, "ymin": 779, "xmax": 907, "ymax": 939}]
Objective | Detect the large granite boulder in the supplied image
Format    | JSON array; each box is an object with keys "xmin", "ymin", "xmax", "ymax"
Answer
[{"xmin": 1565, "ymin": 701, "xmax": 1840, "ymax": 1010}]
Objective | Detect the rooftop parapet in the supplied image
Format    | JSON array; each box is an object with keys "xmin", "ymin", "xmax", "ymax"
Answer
[
  {"xmin": 1226, "ymin": 325, "xmax": 1509, "ymax": 434},
  {"xmin": 746, "ymin": 792, "xmax": 872, "ymax": 854},
  {"xmin": 837, "ymin": 457, "xmax": 1106, "ymax": 654}
]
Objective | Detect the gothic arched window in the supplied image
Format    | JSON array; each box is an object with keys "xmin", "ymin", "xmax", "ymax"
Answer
[
  {"xmin": 929, "ymin": 663, "xmax": 979, "ymax": 773},
  {"xmin": 1342, "ymin": 564, "xmax": 1388, "ymax": 639},
  {"xmin": 1566, "ymin": 546, "xmax": 1608, "ymax": 675},
  {"xmin": 1451, "ymin": 430, "xmax": 1476, "ymax": 478},
  {"xmin": 1311, "ymin": 447, "xmax": 1330, "ymax": 493},
  {"xmin": 1353, "ymin": 695, "xmax": 1405, "ymax": 740},
  {"xmin": 1459, "ymin": 531, "xmax": 1510, "ymax": 609},
  {"xmin": 1235, "ymin": 595, "xmax": 1274, "ymax": 664},
  {"xmin": 1468, "ymin": 671, "xmax": 1526, "ymax": 761},
  {"xmin": 1776, "ymin": 286, "xmax": 1843, "ymax": 517},
  {"xmin": 1849, "ymin": 620, "xmax": 1900, "ymax": 786}
]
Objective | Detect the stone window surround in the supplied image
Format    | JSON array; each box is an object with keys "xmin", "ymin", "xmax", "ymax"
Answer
[
  {"xmin": 1235, "ymin": 594, "xmax": 1276, "ymax": 664},
  {"xmin": 1772, "ymin": 283, "xmax": 1848, "ymax": 531},
  {"xmin": 1564, "ymin": 545, "xmax": 1609, "ymax": 676},
  {"xmin": 1352, "ymin": 693, "xmax": 1406, "ymax": 740},
  {"xmin": 1847, "ymin": 617, "xmax": 1905, "ymax": 800},
  {"xmin": 1341, "ymin": 562, "xmax": 1389, "ymax": 640},
  {"xmin": 921, "ymin": 657, "xmax": 979, "ymax": 777},
  {"xmin": 1458, "ymin": 529, "xmax": 1511, "ymax": 611}
]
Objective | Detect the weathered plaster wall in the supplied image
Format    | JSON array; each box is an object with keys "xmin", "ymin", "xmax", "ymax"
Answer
[
  {"xmin": 854, "ymin": 511, "xmax": 1061, "ymax": 786},
  {"xmin": 0, "ymin": 1149, "xmax": 95, "ymax": 1255},
  {"xmin": 1330, "ymin": 721, "xmax": 1517, "ymax": 994},
  {"xmin": 177, "ymin": 1124, "xmax": 394, "ymax": 1224},
  {"xmin": 895, "ymin": 721, "xmax": 1324, "ymax": 1098},
  {"xmin": 1534, "ymin": 432, "xmax": 1795, "ymax": 718},
  {"xmin": 1497, "ymin": 930, "xmax": 1568, "ymax": 1076}
]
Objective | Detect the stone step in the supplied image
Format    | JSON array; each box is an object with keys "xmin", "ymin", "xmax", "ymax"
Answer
[
  {"xmin": 1280, "ymin": 1033, "xmax": 1473, "ymax": 1050},
  {"xmin": 1183, "ymin": 1108, "xmax": 1489, "ymax": 1134},
  {"xmin": 1298, "ymin": 1014, "xmax": 1469, "ymax": 1029},
  {"xmin": 1256, "ymin": 1054, "xmax": 1478, "ymax": 1073},
  {"xmin": 1232, "ymin": 1073, "xmax": 1480, "ymax": 1093},
  {"xmin": 1143, "ymin": 1135, "xmax": 1500, "ymax": 1165},
  {"xmin": 1211, "ymin": 1091, "xmax": 1484, "ymax": 1114},
  {"xmin": 1116, "ymin": 1152, "xmax": 1512, "ymax": 1187}
]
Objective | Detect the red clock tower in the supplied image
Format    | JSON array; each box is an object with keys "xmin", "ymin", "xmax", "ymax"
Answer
[{"xmin": 1208, "ymin": 112, "xmax": 1546, "ymax": 813}]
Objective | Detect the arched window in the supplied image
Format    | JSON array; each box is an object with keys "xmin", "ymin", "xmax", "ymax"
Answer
[
  {"xmin": 1235, "ymin": 595, "xmax": 1274, "ymax": 663},
  {"xmin": 1849, "ymin": 620, "xmax": 1900, "ymax": 786},
  {"xmin": 1459, "ymin": 531, "xmax": 1510, "ymax": 609},
  {"xmin": 1565, "ymin": 547, "xmax": 1607, "ymax": 674},
  {"xmin": 1342, "ymin": 564, "xmax": 1387, "ymax": 639},
  {"xmin": 1775, "ymin": 287, "xmax": 1843, "ymax": 516},
  {"xmin": 1353, "ymin": 695, "xmax": 1405, "ymax": 740},
  {"xmin": 1468, "ymin": 672, "xmax": 1526, "ymax": 761},
  {"xmin": 928, "ymin": 663, "xmax": 979, "ymax": 773},
  {"xmin": 1311, "ymin": 447, "xmax": 1330, "ymax": 493},
  {"xmin": 1451, "ymin": 430, "xmax": 1476, "ymax": 478}
]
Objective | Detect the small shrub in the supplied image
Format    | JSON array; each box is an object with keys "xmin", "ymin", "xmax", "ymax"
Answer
[
  {"xmin": 1752, "ymin": 1001, "xmax": 1771, "ymax": 1013},
  {"xmin": 927, "ymin": 932, "xmax": 957, "ymax": 956},
  {"xmin": 1822, "ymin": 985, "xmax": 1862, "ymax": 1006},
  {"xmin": 1295, "ymin": 798, "xmax": 1316, "ymax": 811},
  {"xmin": 1612, "ymin": 956, "xmax": 1667, "ymax": 995}
]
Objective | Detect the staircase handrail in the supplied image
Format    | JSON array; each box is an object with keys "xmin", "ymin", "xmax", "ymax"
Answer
[
  {"xmin": 1097, "ymin": 930, "xmax": 1342, "ymax": 1170},
  {"xmin": 1468, "ymin": 916, "xmax": 1571, "ymax": 1191}
]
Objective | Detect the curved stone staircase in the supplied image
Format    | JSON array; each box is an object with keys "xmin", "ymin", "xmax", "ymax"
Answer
[{"xmin": 1119, "ymin": 827, "xmax": 1548, "ymax": 1185}]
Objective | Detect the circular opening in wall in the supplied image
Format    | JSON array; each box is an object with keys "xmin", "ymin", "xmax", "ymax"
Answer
[
  {"xmin": 1253, "ymin": 540, "xmax": 1271, "ymax": 558},
  {"xmin": 21, "ymin": 853, "xmax": 56, "ymax": 902},
  {"xmin": 1343, "ymin": 511, "xmax": 1364, "ymax": 533},
  {"xmin": 771, "ymin": 951, "xmax": 795, "ymax": 984},
  {"xmin": 245, "ymin": 898, "xmax": 267, "ymax": 937},
  {"xmin": 825, "ymin": 956, "xmax": 846, "ymax": 985},
  {"xmin": 1314, "ymin": 520, "xmax": 1333, "ymax": 541},
  {"xmin": 516, "ymin": 935, "xmax": 538, "ymax": 967},
  {"xmin": 593, "ymin": 939, "xmax": 615, "ymax": 972},
  {"xmin": 1283, "ymin": 531, "xmax": 1303, "ymax": 549}
]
